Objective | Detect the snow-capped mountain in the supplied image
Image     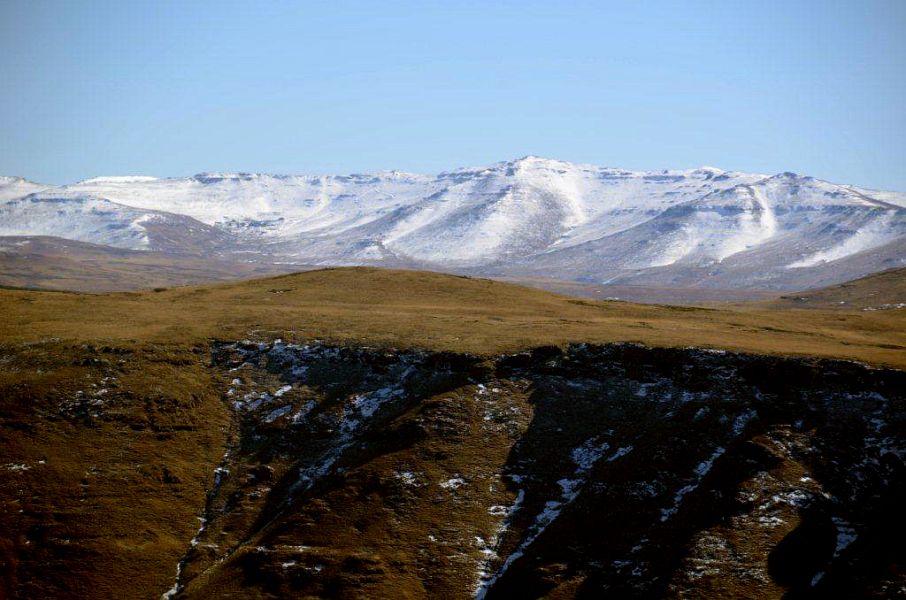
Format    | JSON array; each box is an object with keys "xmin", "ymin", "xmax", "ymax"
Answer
[
  {"xmin": 1, "ymin": 157, "xmax": 904, "ymax": 290},
  {"xmin": 0, "ymin": 176, "xmax": 48, "ymax": 202},
  {"xmin": 0, "ymin": 194, "xmax": 233, "ymax": 254}
]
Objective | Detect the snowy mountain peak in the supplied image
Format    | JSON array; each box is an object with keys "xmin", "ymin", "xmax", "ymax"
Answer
[
  {"xmin": 0, "ymin": 175, "xmax": 49, "ymax": 202},
  {"xmin": 773, "ymin": 171, "xmax": 801, "ymax": 180},
  {"xmin": 77, "ymin": 175, "xmax": 160, "ymax": 185},
  {"xmin": 193, "ymin": 172, "xmax": 262, "ymax": 184},
  {"xmin": 0, "ymin": 158, "xmax": 902, "ymax": 290},
  {"xmin": 511, "ymin": 155, "xmax": 568, "ymax": 167}
]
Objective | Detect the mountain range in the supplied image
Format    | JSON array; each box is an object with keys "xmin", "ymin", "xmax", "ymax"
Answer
[{"xmin": 2, "ymin": 157, "xmax": 904, "ymax": 290}]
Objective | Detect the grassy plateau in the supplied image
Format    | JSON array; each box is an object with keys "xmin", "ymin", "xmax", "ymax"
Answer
[{"xmin": 0, "ymin": 266, "xmax": 903, "ymax": 599}]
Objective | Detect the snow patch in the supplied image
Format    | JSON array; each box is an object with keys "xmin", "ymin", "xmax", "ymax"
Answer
[{"xmin": 264, "ymin": 405, "xmax": 292, "ymax": 423}]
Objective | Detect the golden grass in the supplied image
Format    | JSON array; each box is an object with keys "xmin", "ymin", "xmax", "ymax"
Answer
[
  {"xmin": 1, "ymin": 267, "xmax": 904, "ymax": 369},
  {"xmin": 0, "ymin": 343, "xmax": 231, "ymax": 599},
  {"xmin": 767, "ymin": 266, "xmax": 906, "ymax": 310},
  {"xmin": 1, "ymin": 266, "xmax": 902, "ymax": 598}
]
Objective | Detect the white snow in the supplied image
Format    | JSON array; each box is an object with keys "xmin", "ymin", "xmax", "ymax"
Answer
[
  {"xmin": 832, "ymin": 518, "xmax": 857, "ymax": 557},
  {"xmin": 78, "ymin": 176, "xmax": 160, "ymax": 184},
  {"xmin": 809, "ymin": 517, "xmax": 859, "ymax": 588},
  {"xmin": 732, "ymin": 409, "xmax": 757, "ymax": 435},
  {"xmin": 0, "ymin": 176, "xmax": 49, "ymax": 202},
  {"xmin": 660, "ymin": 410, "xmax": 756, "ymax": 522},
  {"xmin": 787, "ymin": 210, "xmax": 900, "ymax": 268},
  {"xmin": 3, "ymin": 159, "xmax": 902, "ymax": 289},
  {"xmin": 291, "ymin": 400, "xmax": 317, "ymax": 424},
  {"xmin": 275, "ymin": 347, "xmax": 419, "ymax": 497},
  {"xmin": 475, "ymin": 440, "xmax": 631, "ymax": 598},
  {"xmin": 264, "ymin": 405, "xmax": 292, "ymax": 423},
  {"xmin": 440, "ymin": 477, "xmax": 467, "ymax": 490},
  {"xmin": 607, "ymin": 446, "xmax": 634, "ymax": 462},
  {"xmin": 712, "ymin": 185, "xmax": 778, "ymax": 261},
  {"xmin": 163, "ymin": 448, "xmax": 232, "ymax": 599},
  {"xmin": 0, "ymin": 194, "xmax": 156, "ymax": 250},
  {"xmin": 394, "ymin": 471, "xmax": 420, "ymax": 487},
  {"xmin": 660, "ymin": 446, "xmax": 725, "ymax": 523}
]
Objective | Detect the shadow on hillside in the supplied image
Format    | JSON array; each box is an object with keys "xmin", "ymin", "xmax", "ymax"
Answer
[
  {"xmin": 202, "ymin": 342, "xmax": 906, "ymax": 598},
  {"xmin": 480, "ymin": 345, "xmax": 906, "ymax": 599},
  {"xmin": 239, "ymin": 348, "xmax": 486, "ymax": 547}
]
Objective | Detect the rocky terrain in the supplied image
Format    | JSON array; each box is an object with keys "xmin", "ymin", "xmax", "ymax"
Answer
[
  {"xmin": 5, "ymin": 339, "xmax": 895, "ymax": 599},
  {"xmin": 147, "ymin": 341, "xmax": 902, "ymax": 599}
]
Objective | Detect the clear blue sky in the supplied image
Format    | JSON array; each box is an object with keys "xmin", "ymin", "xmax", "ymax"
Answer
[{"xmin": 2, "ymin": 1, "xmax": 904, "ymax": 190}]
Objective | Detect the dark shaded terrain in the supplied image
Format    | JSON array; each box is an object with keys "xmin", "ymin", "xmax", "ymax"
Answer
[{"xmin": 157, "ymin": 342, "xmax": 904, "ymax": 599}]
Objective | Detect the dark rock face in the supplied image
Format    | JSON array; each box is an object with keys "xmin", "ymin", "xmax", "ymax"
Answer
[{"xmin": 160, "ymin": 342, "xmax": 906, "ymax": 599}]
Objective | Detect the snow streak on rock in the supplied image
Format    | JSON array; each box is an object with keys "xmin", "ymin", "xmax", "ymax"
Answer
[
  {"xmin": 476, "ymin": 439, "xmax": 633, "ymax": 599},
  {"xmin": 660, "ymin": 410, "xmax": 756, "ymax": 523},
  {"xmin": 162, "ymin": 448, "xmax": 233, "ymax": 599}
]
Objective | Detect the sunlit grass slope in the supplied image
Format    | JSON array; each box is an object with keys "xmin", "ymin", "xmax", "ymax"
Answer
[{"xmin": 1, "ymin": 267, "xmax": 903, "ymax": 368}]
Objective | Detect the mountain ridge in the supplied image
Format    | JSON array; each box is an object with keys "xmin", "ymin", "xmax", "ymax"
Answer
[{"xmin": 1, "ymin": 157, "xmax": 904, "ymax": 291}]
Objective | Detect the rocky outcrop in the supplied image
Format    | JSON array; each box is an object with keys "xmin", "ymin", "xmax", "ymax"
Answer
[{"xmin": 161, "ymin": 341, "xmax": 906, "ymax": 599}]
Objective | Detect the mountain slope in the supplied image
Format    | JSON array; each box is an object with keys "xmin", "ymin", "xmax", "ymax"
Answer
[
  {"xmin": 1, "ymin": 158, "xmax": 903, "ymax": 289},
  {"xmin": 0, "ymin": 236, "xmax": 294, "ymax": 292},
  {"xmin": 0, "ymin": 269, "xmax": 903, "ymax": 599},
  {"xmin": 1, "ymin": 267, "xmax": 903, "ymax": 368},
  {"xmin": 502, "ymin": 174, "xmax": 906, "ymax": 289},
  {"xmin": 0, "ymin": 194, "xmax": 236, "ymax": 254},
  {"xmin": 773, "ymin": 266, "xmax": 906, "ymax": 310},
  {"xmin": 0, "ymin": 176, "xmax": 47, "ymax": 201}
]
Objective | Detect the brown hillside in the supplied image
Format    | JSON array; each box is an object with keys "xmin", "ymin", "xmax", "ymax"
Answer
[
  {"xmin": 0, "ymin": 267, "xmax": 903, "ymax": 368},
  {"xmin": 1, "ymin": 267, "xmax": 904, "ymax": 599},
  {"xmin": 0, "ymin": 236, "xmax": 295, "ymax": 292},
  {"xmin": 772, "ymin": 267, "xmax": 906, "ymax": 310}
]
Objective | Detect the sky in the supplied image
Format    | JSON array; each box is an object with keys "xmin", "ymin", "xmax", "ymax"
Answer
[{"xmin": 1, "ymin": 1, "xmax": 905, "ymax": 190}]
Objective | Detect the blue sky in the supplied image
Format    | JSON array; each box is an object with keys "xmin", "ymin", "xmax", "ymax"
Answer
[{"xmin": 1, "ymin": 1, "xmax": 904, "ymax": 189}]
